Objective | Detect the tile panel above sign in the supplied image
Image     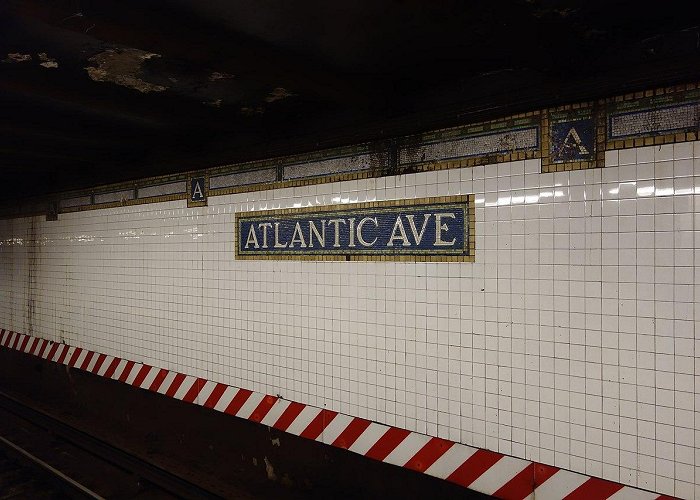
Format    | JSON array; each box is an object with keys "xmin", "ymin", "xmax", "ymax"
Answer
[
  {"xmin": 606, "ymin": 84, "xmax": 700, "ymax": 149},
  {"xmin": 398, "ymin": 114, "xmax": 541, "ymax": 171}
]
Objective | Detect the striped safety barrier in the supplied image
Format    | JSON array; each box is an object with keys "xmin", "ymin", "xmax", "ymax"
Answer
[{"xmin": 0, "ymin": 329, "xmax": 677, "ymax": 500}]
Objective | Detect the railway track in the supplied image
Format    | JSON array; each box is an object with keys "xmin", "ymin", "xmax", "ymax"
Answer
[{"xmin": 0, "ymin": 391, "xmax": 220, "ymax": 499}]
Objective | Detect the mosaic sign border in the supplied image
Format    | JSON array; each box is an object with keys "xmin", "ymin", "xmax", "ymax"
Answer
[{"xmin": 234, "ymin": 195, "xmax": 476, "ymax": 262}]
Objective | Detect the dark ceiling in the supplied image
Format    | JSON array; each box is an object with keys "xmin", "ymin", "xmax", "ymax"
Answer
[{"xmin": 2, "ymin": 0, "xmax": 700, "ymax": 200}]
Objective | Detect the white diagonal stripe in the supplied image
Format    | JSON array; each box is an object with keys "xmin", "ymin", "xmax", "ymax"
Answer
[
  {"xmin": 174, "ymin": 375, "xmax": 197, "ymax": 400},
  {"xmin": 213, "ymin": 386, "xmax": 239, "ymax": 412},
  {"xmin": 157, "ymin": 371, "xmax": 178, "ymax": 394},
  {"xmin": 468, "ymin": 455, "xmax": 530, "ymax": 495},
  {"xmin": 96, "ymin": 356, "xmax": 115, "ymax": 376},
  {"xmin": 74, "ymin": 349, "xmax": 88, "ymax": 367},
  {"xmin": 22, "ymin": 335, "xmax": 34, "ymax": 352},
  {"xmin": 125, "ymin": 363, "xmax": 142, "ymax": 385},
  {"xmin": 608, "ymin": 486, "xmax": 659, "ymax": 500},
  {"xmin": 424, "ymin": 443, "xmax": 478, "ymax": 480},
  {"xmin": 86, "ymin": 352, "xmax": 100, "ymax": 372},
  {"xmin": 320, "ymin": 413, "xmax": 354, "ymax": 445},
  {"xmin": 111, "ymin": 359, "xmax": 128, "ymax": 379},
  {"xmin": 236, "ymin": 392, "xmax": 265, "ymax": 419},
  {"xmin": 260, "ymin": 399, "xmax": 291, "ymax": 427},
  {"xmin": 285, "ymin": 406, "xmax": 320, "ymax": 436},
  {"xmin": 52, "ymin": 344, "xmax": 68, "ymax": 362},
  {"xmin": 348, "ymin": 422, "xmax": 389, "ymax": 456},
  {"xmin": 30, "ymin": 339, "xmax": 44, "ymax": 355},
  {"xmin": 139, "ymin": 366, "xmax": 160, "ymax": 389},
  {"xmin": 533, "ymin": 469, "xmax": 588, "ymax": 499},
  {"xmin": 384, "ymin": 432, "xmax": 432, "ymax": 467},
  {"xmin": 196, "ymin": 380, "xmax": 219, "ymax": 405}
]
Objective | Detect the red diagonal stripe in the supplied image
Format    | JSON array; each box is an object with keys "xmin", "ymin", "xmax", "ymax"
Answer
[
  {"xmin": 19, "ymin": 335, "xmax": 30, "ymax": 352},
  {"xmin": 131, "ymin": 364, "xmax": 152, "ymax": 387},
  {"xmin": 103, "ymin": 357, "xmax": 122, "ymax": 378},
  {"xmin": 117, "ymin": 360, "xmax": 135, "ymax": 382},
  {"xmin": 28, "ymin": 338, "xmax": 40, "ymax": 354},
  {"xmin": 11, "ymin": 334, "xmax": 21, "ymax": 350},
  {"xmin": 0, "ymin": 330, "xmax": 8, "ymax": 346},
  {"xmin": 365, "ymin": 427, "xmax": 411, "ymax": 461},
  {"xmin": 68, "ymin": 348, "xmax": 83, "ymax": 367},
  {"xmin": 182, "ymin": 378, "xmax": 207, "ymax": 403},
  {"xmin": 55, "ymin": 345, "xmax": 70, "ymax": 364},
  {"xmin": 91, "ymin": 354, "xmax": 107, "ymax": 374},
  {"xmin": 203, "ymin": 383, "xmax": 228, "ymax": 409},
  {"xmin": 332, "ymin": 417, "xmax": 371, "ymax": 449},
  {"xmin": 148, "ymin": 368, "xmax": 169, "ymax": 392},
  {"xmin": 79, "ymin": 351, "xmax": 95, "ymax": 371},
  {"xmin": 493, "ymin": 462, "xmax": 551, "ymax": 500},
  {"xmin": 224, "ymin": 389, "xmax": 253, "ymax": 416},
  {"xmin": 250, "ymin": 395, "xmax": 278, "ymax": 423},
  {"xmin": 165, "ymin": 373, "xmax": 187, "ymax": 397},
  {"xmin": 404, "ymin": 437, "xmax": 454, "ymax": 473},
  {"xmin": 36, "ymin": 339, "xmax": 49, "ymax": 358},
  {"xmin": 447, "ymin": 449, "xmax": 504, "ymax": 488},
  {"xmin": 46, "ymin": 342, "xmax": 60, "ymax": 361},
  {"xmin": 4, "ymin": 332, "xmax": 15, "ymax": 347},
  {"xmin": 273, "ymin": 402, "xmax": 306, "ymax": 431},
  {"xmin": 299, "ymin": 409, "xmax": 338, "ymax": 440},
  {"xmin": 564, "ymin": 477, "xmax": 624, "ymax": 500}
]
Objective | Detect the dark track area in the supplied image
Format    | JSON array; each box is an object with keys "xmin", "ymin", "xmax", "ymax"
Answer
[
  {"xmin": 0, "ymin": 447, "xmax": 63, "ymax": 499},
  {"xmin": 0, "ymin": 391, "xmax": 214, "ymax": 499}
]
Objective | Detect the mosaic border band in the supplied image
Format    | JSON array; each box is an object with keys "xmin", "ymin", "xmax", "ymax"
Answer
[
  {"xmin": 1, "ymin": 81, "xmax": 699, "ymax": 220},
  {"xmin": 0, "ymin": 329, "xmax": 676, "ymax": 500}
]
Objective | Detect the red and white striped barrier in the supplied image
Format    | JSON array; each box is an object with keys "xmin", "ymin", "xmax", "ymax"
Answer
[{"xmin": 0, "ymin": 329, "xmax": 677, "ymax": 500}]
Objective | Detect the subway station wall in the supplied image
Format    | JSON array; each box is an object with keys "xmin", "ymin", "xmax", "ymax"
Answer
[{"xmin": 1, "ymin": 142, "xmax": 700, "ymax": 497}]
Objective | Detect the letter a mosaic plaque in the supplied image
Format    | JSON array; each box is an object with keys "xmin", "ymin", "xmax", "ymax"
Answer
[{"xmin": 235, "ymin": 195, "xmax": 475, "ymax": 262}]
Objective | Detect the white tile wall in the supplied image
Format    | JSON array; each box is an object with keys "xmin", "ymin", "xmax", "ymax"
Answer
[{"xmin": 1, "ymin": 142, "xmax": 700, "ymax": 497}]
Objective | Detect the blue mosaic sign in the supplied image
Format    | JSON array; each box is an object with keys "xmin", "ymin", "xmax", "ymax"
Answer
[
  {"xmin": 549, "ymin": 114, "xmax": 595, "ymax": 164},
  {"xmin": 190, "ymin": 177, "xmax": 206, "ymax": 202},
  {"xmin": 235, "ymin": 196, "xmax": 474, "ymax": 261}
]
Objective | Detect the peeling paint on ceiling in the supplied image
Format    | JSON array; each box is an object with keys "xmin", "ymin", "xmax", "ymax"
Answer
[
  {"xmin": 85, "ymin": 48, "xmax": 167, "ymax": 93},
  {"xmin": 38, "ymin": 52, "xmax": 58, "ymax": 69},
  {"xmin": 3, "ymin": 53, "xmax": 31, "ymax": 63},
  {"xmin": 265, "ymin": 87, "xmax": 295, "ymax": 103},
  {"xmin": 209, "ymin": 71, "xmax": 235, "ymax": 81}
]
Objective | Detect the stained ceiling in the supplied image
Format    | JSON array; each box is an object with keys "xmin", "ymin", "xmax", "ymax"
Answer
[{"xmin": 2, "ymin": 0, "xmax": 700, "ymax": 201}]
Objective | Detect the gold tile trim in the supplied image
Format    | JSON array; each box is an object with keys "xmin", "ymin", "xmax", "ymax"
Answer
[{"xmin": 234, "ymin": 195, "xmax": 476, "ymax": 263}]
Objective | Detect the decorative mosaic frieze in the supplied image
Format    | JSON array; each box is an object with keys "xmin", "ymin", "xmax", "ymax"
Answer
[
  {"xmin": 283, "ymin": 153, "xmax": 374, "ymax": 180},
  {"xmin": 606, "ymin": 86, "xmax": 700, "ymax": 148},
  {"xmin": 59, "ymin": 195, "xmax": 91, "ymax": 210},
  {"xmin": 94, "ymin": 189, "xmax": 134, "ymax": 205},
  {"xmin": 210, "ymin": 168, "xmax": 277, "ymax": 190},
  {"xmin": 137, "ymin": 181, "xmax": 186, "ymax": 199},
  {"xmin": 398, "ymin": 116, "xmax": 540, "ymax": 168}
]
